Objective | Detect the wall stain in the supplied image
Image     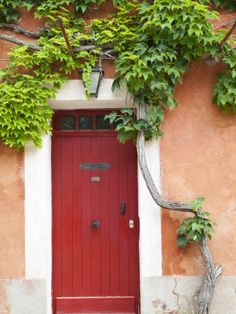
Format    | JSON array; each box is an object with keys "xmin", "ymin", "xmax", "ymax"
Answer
[{"xmin": 152, "ymin": 298, "xmax": 178, "ymax": 314}]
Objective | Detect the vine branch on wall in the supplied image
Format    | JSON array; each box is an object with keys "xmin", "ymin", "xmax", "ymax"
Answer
[
  {"xmin": 0, "ymin": 32, "xmax": 116, "ymax": 58},
  {"xmin": 0, "ymin": 23, "xmax": 41, "ymax": 38},
  {"xmin": 0, "ymin": 33, "xmax": 39, "ymax": 49},
  {"xmin": 135, "ymin": 105, "xmax": 197, "ymax": 213},
  {"xmin": 136, "ymin": 129, "xmax": 194, "ymax": 213},
  {"xmin": 219, "ymin": 17, "xmax": 236, "ymax": 46},
  {"xmin": 197, "ymin": 235, "xmax": 223, "ymax": 314}
]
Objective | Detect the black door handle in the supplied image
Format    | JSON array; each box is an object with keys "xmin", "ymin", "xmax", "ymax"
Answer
[
  {"xmin": 120, "ymin": 202, "xmax": 126, "ymax": 215},
  {"xmin": 91, "ymin": 220, "xmax": 100, "ymax": 229}
]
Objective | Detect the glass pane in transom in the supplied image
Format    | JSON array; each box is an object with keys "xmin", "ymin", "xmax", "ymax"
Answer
[
  {"xmin": 79, "ymin": 116, "xmax": 93, "ymax": 130},
  {"xmin": 60, "ymin": 116, "xmax": 75, "ymax": 130},
  {"xmin": 96, "ymin": 114, "xmax": 110, "ymax": 130}
]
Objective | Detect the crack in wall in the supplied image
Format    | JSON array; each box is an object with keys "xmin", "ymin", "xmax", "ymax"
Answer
[{"xmin": 172, "ymin": 277, "xmax": 181, "ymax": 312}]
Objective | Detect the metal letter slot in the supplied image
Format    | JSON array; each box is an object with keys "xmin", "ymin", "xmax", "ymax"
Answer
[
  {"xmin": 80, "ymin": 163, "xmax": 111, "ymax": 170},
  {"xmin": 120, "ymin": 202, "xmax": 126, "ymax": 215},
  {"xmin": 91, "ymin": 220, "xmax": 100, "ymax": 229},
  {"xmin": 129, "ymin": 220, "xmax": 134, "ymax": 229}
]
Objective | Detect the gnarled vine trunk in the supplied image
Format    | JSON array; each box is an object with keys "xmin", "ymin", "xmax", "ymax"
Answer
[
  {"xmin": 197, "ymin": 236, "xmax": 223, "ymax": 314},
  {"xmin": 136, "ymin": 105, "xmax": 223, "ymax": 314}
]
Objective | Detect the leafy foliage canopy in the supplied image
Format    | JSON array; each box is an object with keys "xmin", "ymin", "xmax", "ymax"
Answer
[
  {"xmin": 0, "ymin": 0, "xmax": 235, "ymax": 23},
  {"xmin": 0, "ymin": 0, "xmax": 235, "ymax": 149}
]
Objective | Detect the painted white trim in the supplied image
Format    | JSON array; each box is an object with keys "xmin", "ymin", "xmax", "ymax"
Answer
[
  {"xmin": 24, "ymin": 79, "xmax": 162, "ymax": 314},
  {"xmin": 138, "ymin": 140, "xmax": 162, "ymax": 277},
  {"xmin": 138, "ymin": 140, "xmax": 162, "ymax": 313},
  {"xmin": 24, "ymin": 136, "xmax": 52, "ymax": 314},
  {"xmin": 50, "ymin": 79, "xmax": 133, "ymax": 109}
]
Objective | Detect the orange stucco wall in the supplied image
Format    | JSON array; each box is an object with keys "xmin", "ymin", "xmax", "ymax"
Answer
[
  {"xmin": 161, "ymin": 60, "xmax": 236, "ymax": 275},
  {"xmin": 0, "ymin": 143, "xmax": 24, "ymax": 278}
]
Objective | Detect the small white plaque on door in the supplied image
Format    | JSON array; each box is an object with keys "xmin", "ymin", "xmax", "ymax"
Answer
[
  {"xmin": 129, "ymin": 220, "xmax": 134, "ymax": 228},
  {"xmin": 91, "ymin": 176, "xmax": 101, "ymax": 182}
]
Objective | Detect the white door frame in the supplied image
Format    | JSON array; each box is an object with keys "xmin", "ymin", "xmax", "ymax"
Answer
[{"xmin": 24, "ymin": 79, "xmax": 162, "ymax": 314}]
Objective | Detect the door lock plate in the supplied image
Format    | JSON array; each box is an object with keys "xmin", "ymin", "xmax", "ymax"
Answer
[{"xmin": 129, "ymin": 220, "xmax": 134, "ymax": 228}]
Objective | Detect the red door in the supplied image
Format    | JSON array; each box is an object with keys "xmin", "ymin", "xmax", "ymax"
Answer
[{"xmin": 52, "ymin": 111, "xmax": 140, "ymax": 314}]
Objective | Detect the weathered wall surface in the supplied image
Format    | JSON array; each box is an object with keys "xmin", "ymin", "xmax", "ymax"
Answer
[
  {"xmin": 0, "ymin": 143, "xmax": 24, "ymax": 278},
  {"xmin": 0, "ymin": 9, "xmax": 35, "ymax": 314},
  {"xmin": 0, "ymin": 279, "xmax": 46, "ymax": 314},
  {"xmin": 142, "ymin": 276, "xmax": 236, "ymax": 314},
  {"xmin": 0, "ymin": 144, "xmax": 25, "ymax": 313},
  {"xmin": 161, "ymin": 60, "xmax": 236, "ymax": 276},
  {"xmin": 157, "ymin": 10, "xmax": 236, "ymax": 313}
]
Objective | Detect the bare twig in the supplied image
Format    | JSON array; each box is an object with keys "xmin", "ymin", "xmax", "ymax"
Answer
[
  {"xmin": 219, "ymin": 18, "xmax": 236, "ymax": 47},
  {"xmin": 74, "ymin": 44, "xmax": 97, "ymax": 52},
  {"xmin": 0, "ymin": 33, "xmax": 39, "ymax": 50},
  {"xmin": 100, "ymin": 51, "xmax": 116, "ymax": 59},
  {"xmin": 0, "ymin": 23, "xmax": 41, "ymax": 38}
]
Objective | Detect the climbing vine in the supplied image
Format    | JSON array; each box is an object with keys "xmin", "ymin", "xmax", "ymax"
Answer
[
  {"xmin": 0, "ymin": 9, "xmax": 100, "ymax": 148},
  {"xmin": 2, "ymin": 0, "xmax": 233, "ymax": 149},
  {"xmin": 0, "ymin": 0, "xmax": 235, "ymax": 24},
  {"xmin": 213, "ymin": 46, "xmax": 236, "ymax": 113},
  {"xmin": 0, "ymin": 0, "xmax": 235, "ymax": 311},
  {"xmin": 213, "ymin": 0, "xmax": 236, "ymax": 10},
  {"xmin": 177, "ymin": 197, "xmax": 214, "ymax": 248},
  {"xmin": 95, "ymin": 0, "xmax": 219, "ymax": 107},
  {"xmin": 106, "ymin": 108, "xmax": 164, "ymax": 143},
  {"xmin": 177, "ymin": 211, "xmax": 215, "ymax": 247},
  {"xmin": 0, "ymin": 0, "xmax": 105, "ymax": 22}
]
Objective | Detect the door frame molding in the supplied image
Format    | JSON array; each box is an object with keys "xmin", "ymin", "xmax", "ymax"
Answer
[{"xmin": 24, "ymin": 79, "xmax": 162, "ymax": 314}]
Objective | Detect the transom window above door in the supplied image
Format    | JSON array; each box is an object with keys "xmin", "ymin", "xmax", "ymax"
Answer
[{"xmin": 53, "ymin": 110, "xmax": 113, "ymax": 131}]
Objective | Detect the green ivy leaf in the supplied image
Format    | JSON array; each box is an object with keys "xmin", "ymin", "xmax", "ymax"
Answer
[
  {"xmin": 190, "ymin": 197, "xmax": 205, "ymax": 212},
  {"xmin": 177, "ymin": 235, "xmax": 187, "ymax": 248},
  {"xmin": 105, "ymin": 111, "xmax": 117, "ymax": 123}
]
